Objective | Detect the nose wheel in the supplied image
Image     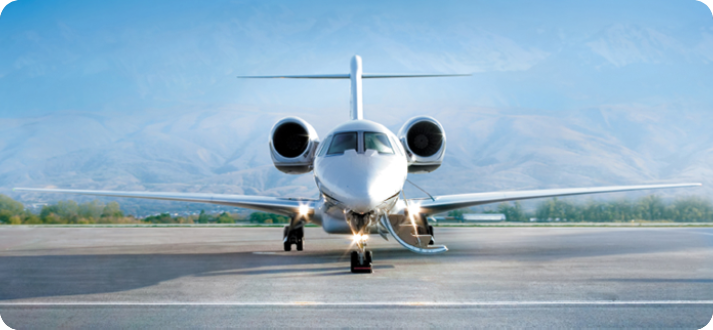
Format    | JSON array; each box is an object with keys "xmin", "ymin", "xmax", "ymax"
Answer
[
  {"xmin": 350, "ymin": 235, "xmax": 372, "ymax": 273},
  {"xmin": 350, "ymin": 250, "xmax": 373, "ymax": 273}
]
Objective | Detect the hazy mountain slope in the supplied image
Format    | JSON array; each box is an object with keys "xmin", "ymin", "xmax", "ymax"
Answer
[{"xmin": 2, "ymin": 106, "xmax": 709, "ymax": 213}]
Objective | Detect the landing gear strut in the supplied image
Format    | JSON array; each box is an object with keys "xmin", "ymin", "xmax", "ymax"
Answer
[{"xmin": 283, "ymin": 225, "xmax": 304, "ymax": 251}]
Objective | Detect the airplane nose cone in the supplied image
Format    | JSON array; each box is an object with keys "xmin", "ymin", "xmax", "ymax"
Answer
[
  {"xmin": 341, "ymin": 173, "xmax": 399, "ymax": 213},
  {"xmin": 316, "ymin": 150, "xmax": 406, "ymax": 214}
]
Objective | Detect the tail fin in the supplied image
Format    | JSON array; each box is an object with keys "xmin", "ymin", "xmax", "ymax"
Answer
[{"xmin": 237, "ymin": 55, "xmax": 470, "ymax": 120}]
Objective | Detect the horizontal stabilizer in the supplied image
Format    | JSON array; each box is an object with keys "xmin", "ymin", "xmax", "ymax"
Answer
[
  {"xmin": 362, "ymin": 73, "xmax": 471, "ymax": 78},
  {"xmin": 237, "ymin": 73, "xmax": 470, "ymax": 79},
  {"xmin": 237, "ymin": 55, "xmax": 470, "ymax": 120},
  {"xmin": 236, "ymin": 74, "xmax": 350, "ymax": 79}
]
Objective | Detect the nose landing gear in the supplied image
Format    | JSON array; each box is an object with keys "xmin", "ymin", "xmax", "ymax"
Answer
[
  {"xmin": 351, "ymin": 250, "xmax": 372, "ymax": 273},
  {"xmin": 350, "ymin": 235, "xmax": 372, "ymax": 273}
]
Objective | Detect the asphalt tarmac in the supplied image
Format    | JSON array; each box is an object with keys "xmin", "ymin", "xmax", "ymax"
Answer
[{"xmin": 0, "ymin": 226, "xmax": 712, "ymax": 329}]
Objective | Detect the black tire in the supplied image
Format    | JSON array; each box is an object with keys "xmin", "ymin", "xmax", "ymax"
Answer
[
  {"xmin": 296, "ymin": 240, "xmax": 303, "ymax": 251},
  {"xmin": 294, "ymin": 226, "xmax": 304, "ymax": 239},
  {"xmin": 283, "ymin": 241, "xmax": 292, "ymax": 251},
  {"xmin": 428, "ymin": 225, "xmax": 435, "ymax": 245},
  {"xmin": 350, "ymin": 251, "xmax": 373, "ymax": 274},
  {"xmin": 350, "ymin": 251, "xmax": 359, "ymax": 273}
]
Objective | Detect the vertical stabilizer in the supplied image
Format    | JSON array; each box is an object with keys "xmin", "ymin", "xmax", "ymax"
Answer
[{"xmin": 350, "ymin": 55, "xmax": 363, "ymax": 120}]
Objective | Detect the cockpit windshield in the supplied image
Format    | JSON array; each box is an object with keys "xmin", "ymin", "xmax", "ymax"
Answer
[
  {"xmin": 364, "ymin": 132, "xmax": 394, "ymax": 154},
  {"xmin": 327, "ymin": 132, "xmax": 357, "ymax": 155}
]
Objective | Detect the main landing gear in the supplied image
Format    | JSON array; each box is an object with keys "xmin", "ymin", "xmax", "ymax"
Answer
[
  {"xmin": 428, "ymin": 225, "xmax": 435, "ymax": 245},
  {"xmin": 350, "ymin": 234, "xmax": 372, "ymax": 273},
  {"xmin": 283, "ymin": 225, "xmax": 304, "ymax": 251}
]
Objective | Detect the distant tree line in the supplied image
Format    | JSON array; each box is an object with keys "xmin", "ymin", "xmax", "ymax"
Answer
[
  {"xmin": 448, "ymin": 195, "xmax": 713, "ymax": 222},
  {"xmin": 0, "ymin": 195, "xmax": 133, "ymax": 224},
  {"xmin": 0, "ymin": 194, "xmax": 290, "ymax": 225},
  {"xmin": 5, "ymin": 194, "xmax": 712, "ymax": 224}
]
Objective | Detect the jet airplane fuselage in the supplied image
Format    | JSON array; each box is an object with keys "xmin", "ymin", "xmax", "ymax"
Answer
[
  {"xmin": 312, "ymin": 120, "xmax": 408, "ymax": 235},
  {"xmin": 15, "ymin": 55, "xmax": 702, "ymax": 274}
]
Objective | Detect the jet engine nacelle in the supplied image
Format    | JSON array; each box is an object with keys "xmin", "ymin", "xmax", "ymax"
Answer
[
  {"xmin": 269, "ymin": 117, "xmax": 319, "ymax": 174},
  {"xmin": 398, "ymin": 116, "xmax": 446, "ymax": 173}
]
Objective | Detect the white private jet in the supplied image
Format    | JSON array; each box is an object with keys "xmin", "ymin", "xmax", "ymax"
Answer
[{"xmin": 15, "ymin": 55, "xmax": 701, "ymax": 273}]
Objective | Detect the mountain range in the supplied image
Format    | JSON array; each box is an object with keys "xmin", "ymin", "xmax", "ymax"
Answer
[{"xmin": 3, "ymin": 104, "xmax": 710, "ymax": 214}]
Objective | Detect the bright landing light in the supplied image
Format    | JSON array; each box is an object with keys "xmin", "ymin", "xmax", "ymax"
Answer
[
  {"xmin": 298, "ymin": 204, "xmax": 309, "ymax": 216},
  {"xmin": 407, "ymin": 203, "xmax": 421, "ymax": 215},
  {"xmin": 352, "ymin": 234, "xmax": 369, "ymax": 242}
]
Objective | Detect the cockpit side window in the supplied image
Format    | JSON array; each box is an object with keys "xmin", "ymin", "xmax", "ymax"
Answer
[
  {"xmin": 364, "ymin": 132, "xmax": 394, "ymax": 154},
  {"xmin": 327, "ymin": 132, "xmax": 357, "ymax": 155},
  {"xmin": 317, "ymin": 135, "xmax": 332, "ymax": 157},
  {"xmin": 390, "ymin": 135, "xmax": 403, "ymax": 156}
]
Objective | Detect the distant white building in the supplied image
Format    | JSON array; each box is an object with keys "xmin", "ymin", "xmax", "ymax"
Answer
[
  {"xmin": 26, "ymin": 203, "xmax": 48, "ymax": 212},
  {"xmin": 463, "ymin": 213, "xmax": 506, "ymax": 222},
  {"xmin": 430, "ymin": 216, "xmax": 445, "ymax": 222}
]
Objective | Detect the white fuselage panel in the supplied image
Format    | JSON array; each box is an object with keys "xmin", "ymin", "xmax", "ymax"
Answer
[{"xmin": 313, "ymin": 120, "xmax": 408, "ymax": 233}]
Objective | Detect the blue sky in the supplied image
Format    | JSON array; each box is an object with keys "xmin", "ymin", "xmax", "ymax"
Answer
[{"xmin": 1, "ymin": 0, "xmax": 712, "ymax": 118}]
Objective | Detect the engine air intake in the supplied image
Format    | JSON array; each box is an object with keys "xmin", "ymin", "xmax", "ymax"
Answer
[
  {"xmin": 273, "ymin": 122, "xmax": 309, "ymax": 158},
  {"xmin": 398, "ymin": 116, "xmax": 446, "ymax": 173},
  {"xmin": 269, "ymin": 117, "xmax": 319, "ymax": 174},
  {"xmin": 406, "ymin": 121, "xmax": 443, "ymax": 157}
]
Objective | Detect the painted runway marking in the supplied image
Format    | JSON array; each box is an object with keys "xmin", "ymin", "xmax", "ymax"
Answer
[{"xmin": 1, "ymin": 301, "xmax": 712, "ymax": 307}]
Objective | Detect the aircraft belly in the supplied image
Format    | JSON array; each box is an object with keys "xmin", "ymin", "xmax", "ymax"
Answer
[{"xmin": 321, "ymin": 212, "xmax": 352, "ymax": 234}]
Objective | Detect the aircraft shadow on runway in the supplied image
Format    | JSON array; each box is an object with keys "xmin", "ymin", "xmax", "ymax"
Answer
[
  {"xmin": 0, "ymin": 229, "xmax": 709, "ymax": 301},
  {"xmin": 0, "ymin": 249, "xmax": 412, "ymax": 300}
]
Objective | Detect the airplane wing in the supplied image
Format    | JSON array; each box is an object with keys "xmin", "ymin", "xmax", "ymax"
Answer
[
  {"xmin": 13, "ymin": 188, "xmax": 316, "ymax": 217},
  {"xmin": 413, "ymin": 183, "xmax": 702, "ymax": 215}
]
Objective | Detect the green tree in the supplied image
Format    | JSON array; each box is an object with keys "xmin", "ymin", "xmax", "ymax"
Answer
[
  {"xmin": 0, "ymin": 194, "xmax": 24, "ymax": 223},
  {"xmin": 498, "ymin": 201, "xmax": 527, "ymax": 222},
  {"xmin": 535, "ymin": 198, "xmax": 579, "ymax": 222},
  {"xmin": 249, "ymin": 212, "xmax": 289, "ymax": 224},
  {"xmin": 197, "ymin": 210, "xmax": 212, "ymax": 223},
  {"xmin": 638, "ymin": 195, "xmax": 666, "ymax": 221},
  {"xmin": 101, "ymin": 201, "xmax": 124, "ymax": 218},
  {"xmin": 668, "ymin": 196, "xmax": 712, "ymax": 222},
  {"xmin": 448, "ymin": 209, "xmax": 464, "ymax": 221},
  {"xmin": 143, "ymin": 213, "xmax": 175, "ymax": 224},
  {"xmin": 79, "ymin": 200, "xmax": 105, "ymax": 220},
  {"xmin": 216, "ymin": 212, "xmax": 235, "ymax": 224}
]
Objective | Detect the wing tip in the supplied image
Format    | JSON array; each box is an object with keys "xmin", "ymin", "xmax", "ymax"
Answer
[{"xmin": 678, "ymin": 182, "xmax": 703, "ymax": 187}]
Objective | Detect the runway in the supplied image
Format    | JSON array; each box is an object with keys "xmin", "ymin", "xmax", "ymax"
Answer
[{"xmin": 1, "ymin": 226, "xmax": 712, "ymax": 328}]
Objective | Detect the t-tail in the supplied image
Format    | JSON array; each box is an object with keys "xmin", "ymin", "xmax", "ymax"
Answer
[{"xmin": 237, "ymin": 55, "xmax": 471, "ymax": 120}]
